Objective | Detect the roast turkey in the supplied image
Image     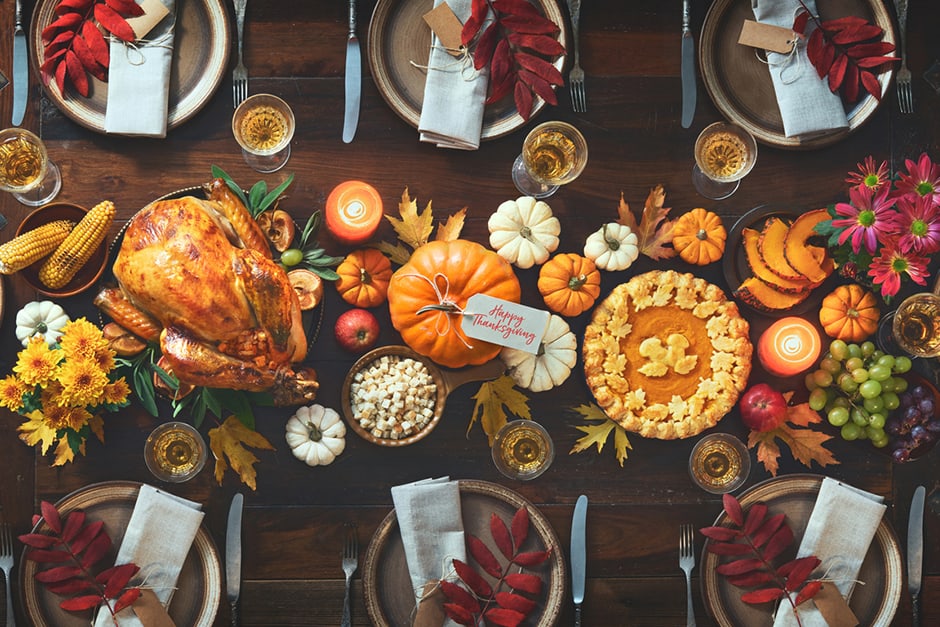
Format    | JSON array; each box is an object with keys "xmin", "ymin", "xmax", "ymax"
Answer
[{"xmin": 95, "ymin": 179, "xmax": 318, "ymax": 405}]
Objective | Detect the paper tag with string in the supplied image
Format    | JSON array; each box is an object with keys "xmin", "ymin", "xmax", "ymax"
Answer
[
  {"xmin": 423, "ymin": 2, "xmax": 465, "ymax": 58},
  {"xmin": 738, "ymin": 19, "xmax": 800, "ymax": 54},
  {"xmin": 126, "ymin": 0, "xmax": 171, "ymax": 40},
  {"xmin": 463, "ymin": 294, "xmax": 550, "ymax": 354}
]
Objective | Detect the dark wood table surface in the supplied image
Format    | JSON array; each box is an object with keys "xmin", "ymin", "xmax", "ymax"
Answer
[{"xmin": 2, "ymin": 0, "xmax": 939, "ymax": 625}]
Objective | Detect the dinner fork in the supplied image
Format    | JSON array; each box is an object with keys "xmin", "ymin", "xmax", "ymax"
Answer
[
  {"xmin": 894, "ymin": 0, "xmax": 912, "ymax": 113},
  {"xmin": 232, "ymin": 0, "xmax": 249, "ymax": 108},
  {"xmin": 341, "ymin": 524, "xmax": 358, "ymax": 627},
  {"xmin": 1, "ymin": 523, "xmax": 15, "ymax": 627},
  {"xmin": 566, "ymin": 0, "xmax": 586, "ymax": 113},
  {"xmin": 679, "ymin": 524, "xmax": 695, "ymax": 627}
]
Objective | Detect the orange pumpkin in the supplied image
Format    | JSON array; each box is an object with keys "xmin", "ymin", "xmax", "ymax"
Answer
[
  {"xmin": 537, "ymin": 253, "xmax": 601, "ymax": 317},
  {"xmin": 387, "ymin": 240, "xmax": 521, "ymax": 368},
  {"xmin": 818, "ymin": 284, "xmax": 880, "ymax": 341},
  {"xmin": 335, "ymin": 248, "xmax": 392, "ymax": 308},
  {"xmin": 672, "ymin": 208, "xmax": 726, "ymax": 265}
]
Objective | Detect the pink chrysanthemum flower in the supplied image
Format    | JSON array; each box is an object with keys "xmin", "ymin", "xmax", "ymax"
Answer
[
  {"xmin": 846, "ymin": 156, "xmax": 890, "ymax": 192},
  {"xmin": 832, "ymin": 184, "xmax": 900, "ymax": 255},
  {"xmin": 896, "ymin": 152, "xmax": 940, "ymax": 205},
  {"xmin": 868, "ymin": 243, "xmax": 930, "ymax": 298},
  {"xmin": 895, "ymin": 194, "xmax": 940, "ymax": 255}
]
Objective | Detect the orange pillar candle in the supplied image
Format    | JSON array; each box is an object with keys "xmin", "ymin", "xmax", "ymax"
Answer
[
  {"xmin": 758, "ymin": 317, "xmax": 822, "ymax": 377},
  {"xmin": 325, "ymin": 180, "xmax": 383, "ymax": 245}
]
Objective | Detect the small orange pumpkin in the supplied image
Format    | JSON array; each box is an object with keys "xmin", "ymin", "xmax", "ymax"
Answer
[
  {"xmin": 818, "ymin": 284, "xmax": 880, "ymax": 341},
  {"xmin": 672, "ymin": 208, "xmax": 726, "ymax": 265},
  {"xmin": 387, "ymin": 240, "xmax": 521, "ymax": 368},
  {"xmin": 335, "ymin": 248, "xmax": 393, "ymax": 308},
  {"xmin": 537, "ymin": 253, "xmax": 601, "ymax": 317}
]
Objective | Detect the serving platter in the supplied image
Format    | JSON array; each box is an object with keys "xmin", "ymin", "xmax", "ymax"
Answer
[
  {"xmin": 699, "ymin": 0, "xmax": 895, "ymax": 149},
  {"xmin": 19, "ymin": 481, "xmax": 221, "ymax": 626},
  {"xmin": 30, "ymin": 0, "xmax": 231, "ymax": 133},
  {"xmin": 701, "ymin": 474, "xmax": 902, "ymax": 626},
  {"xmin": 362, "ymin": 479, "xmax": 566, "ymax": 626},
  {"xmin": 367, "ymin": 0, "xmax": 567, "ymax": 140}
]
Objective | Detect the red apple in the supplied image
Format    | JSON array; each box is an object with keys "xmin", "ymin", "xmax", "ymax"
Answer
[
  {"xmin": 335, "ymin": 308, "xmax": 380, "ymax": 353},
  {"xmin": 740, "ymin": 383, "xmax": 788, "ymax": 432}
]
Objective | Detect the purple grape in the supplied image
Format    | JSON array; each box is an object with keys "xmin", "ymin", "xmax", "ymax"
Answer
[
  {"xmin": 917, "ymin": 398, "xmax": 935, "ymax": 417},
  {"xmin": 900, "ymin": 394, "xmax": 913, "ymax": 409},
  {"xmin": 912, "ymin": 385, "xmax": 928, "ymax": 401},
  {"xmin": 892, "ymin": 447, "xmax": 911, "ymax": 462},
  {"xmin": 926, "ymin": 420, "xmax": 940, "ymax": 434},
  {"xmin": 912, "ymin": 425, "xmax": 929, "ymax": 443},
  {"xmin": 886, "ymin": 419, "xmax": 902, "ymax": 436}
]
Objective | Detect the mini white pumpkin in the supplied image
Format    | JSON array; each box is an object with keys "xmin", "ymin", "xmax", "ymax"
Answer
[
  {"xmin": 15, "ymin": 300, "xmax": 70, "ymax": 346},
  {"xmin": 488, "ymin": 196, "xmax": 561, "ymax": 269},
  {"xmin": 285, "ymin": 404, "xmax": 347, "ymax": 466},
  {"xmin": 500, "ymin": 314, "xmax": 577, "ymax": 392},
  {"xmin": 583, "ymin": 222, "xmax": 639, "ymax": 271}
]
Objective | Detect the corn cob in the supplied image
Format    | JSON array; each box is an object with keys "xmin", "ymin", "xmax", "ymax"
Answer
[
  {"xmin": 39, "ymin": 200, "xmax": 116, "ymax": 289},
  {"xmin": 0, "ymin": 219, "xmax": 76, "ymax": 274}
]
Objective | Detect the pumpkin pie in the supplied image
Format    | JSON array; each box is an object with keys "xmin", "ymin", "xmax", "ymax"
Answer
[{"xmin": 583, "ymin": 270, "xmax": 752, "ymax": 439}]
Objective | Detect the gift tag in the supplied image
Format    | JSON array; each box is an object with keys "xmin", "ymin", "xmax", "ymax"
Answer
[
  {"xmin": 126, "ymin": 0, "xmax": 172, "ymax": 41},
  {"xmin": 423, "ymin": 2, "xmax": 465, "ymax": 57},
  {"xmin": 413, "ymin": 581, "xmax": 446, "ymax": 627},
  {"xmin": 738, "ymin": 19, "xmax": 800, "ymax": 54},
  {"xmin": 132, "ymin": 588, "xmax": 177, "ymax": 627},
  {"xmin": 463, "ymin": 294, "xmax": 550, "ymax": 354},
  {"xmin": 812, "ymin": 581, "xmax": 859, "ymax": 627}
]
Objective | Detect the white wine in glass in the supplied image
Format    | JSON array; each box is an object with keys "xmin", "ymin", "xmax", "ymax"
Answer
[
  {"xmin": 892, "ymin": 293, "xmax": 940, "ymax": 358},
  {"xmin": 512, "ymin": 121, "xmax": 588, "ymax": 198},
  {"xmin": 692, "ymin": 121, "xmax": 757, "ymax": 200},
  {"xmin": 0, "ymin": 128, "xmax": 62, "ymax": 206},
  {"xmin": 232, "ymin": 94, "xmax": 295, "ymax": 173}
]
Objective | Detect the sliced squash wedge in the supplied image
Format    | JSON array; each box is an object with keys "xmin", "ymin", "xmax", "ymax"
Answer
[
  {"xmin": 758, "ymin": 217, "xmax": 806, "ymax": 281},
  {"xmin": 784, "ymin": 209, "xmax": 833, "ymax": 283},
  {"xmin": 733, "ymin": 276, "xmax": 811, "ymax": 312},
  {"xmin": 742, "ymin": 227, "xmax": 813, "ymax": 294}
]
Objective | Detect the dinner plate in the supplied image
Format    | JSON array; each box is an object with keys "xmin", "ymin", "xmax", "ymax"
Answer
[
  {"xmin": 701, "ymin": 474, "xmax": 902, "ymax": 626},
  {"xmin": 362, "ymin": 480, "xmax": 566, "ymax": 626},
  {"xmin": 699, "ymin": 0, "xmax": 895, "ymax": 149},
  {"xmin": 368, "ymin": 0, "xmax": 567, "ymax": 140},
  {"xmin": 29, "ymin": 0, "xmax": 231, "ymax": 133},
  {"xmin": 19, "ymin": 481, "xmax": 222, "ymax": 626}
]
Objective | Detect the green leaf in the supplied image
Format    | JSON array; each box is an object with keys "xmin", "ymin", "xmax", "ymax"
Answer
[
  {"xmin": 259, "ymin": 173, "xmax": 295, "ymax": 212},
  {"xmin": 133, "ymin": 368, "xmax": 158, "ymax": 417},
  {"xmin": 202, "ymin": 388, "xmax": 224, "ymax": 420},
  {"xmin": 210, "ymin": 164, "xmax": 249, "ymax": 207},
  {"xmin": 248, "ymin": 181, "xmax": 268, "ymax": 211}
]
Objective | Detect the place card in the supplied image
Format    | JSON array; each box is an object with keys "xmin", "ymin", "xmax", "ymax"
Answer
[
  {"xmin": 131, "ymin": 589, "xmax": 176, "ymax": 627},
  {"xmin": 413, "ymin": 581, "xmax": 446, "ymax": 627},
  {"xmin": 738, "ymin": 19, "xmax": 800, "ymax": 55},
  {"xmin": 812, "ymin": 581, "xmax": 859, "ymax": 627},
  {"xmin": 126, "ymin": 0, "xmax": 172, "ymax": 41},
  {"xmin": 423, "ymin": 2, "xmax": 465, "ymax": 57},
  {"xmin": 463, "ymin": 294, "xmax": 550, "ymax": 354}
]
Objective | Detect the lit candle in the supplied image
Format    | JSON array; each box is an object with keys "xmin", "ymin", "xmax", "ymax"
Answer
[
  {"xmin": 757, "ymin": 317, "xmax": 822, "ymax": 377},
  {"xmin": 325, "ymin": 180, "xmax": 383, "ymax": 245}
]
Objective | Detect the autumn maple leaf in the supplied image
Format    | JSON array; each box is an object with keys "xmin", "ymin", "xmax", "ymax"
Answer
[
  {"xmin": 470, "ymin": 375, "xmax": 531, "ymax": 444},
  {"xmin": 616, "ymin": 185, "xmax": 676, "ymax": 260},
  {"xmin": 208, "ymin": 416, "xmax": 275, "ymax": 490},
  {"xmin": 377, "ymin": 188, "xmax": 467, "ymax": 264},
  {"xmin": 748, "ymin": 398, "xmax": 839, "ymax": 476},
  {"xmin": 569, "ymin": 403, "xmax": 632, "ymax": 467}
]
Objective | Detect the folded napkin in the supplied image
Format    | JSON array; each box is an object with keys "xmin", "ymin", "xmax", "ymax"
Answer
[
  {"xmin": 751, "ymin": 0, "xmax": 848, "ymax": 139},
  {"xmin": 418, "ymin": 0, "xmax": 488, "ymax": 150},
  {"xmin": 391, "ymin": 477, "xmax": 466, "ymax": 626},
  {"xmin": 94, "ymin": 484, "xmax": 205, "ymax": 627},
  {"xmin": 105, "ymin": 0, "xmax": 176, "ymax": 137},
  {"xmin": 772, "ymin": 477, "xmax": 886, "ymax": 627}
]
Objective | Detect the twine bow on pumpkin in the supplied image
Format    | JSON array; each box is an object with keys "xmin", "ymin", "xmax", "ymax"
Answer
[{"xmin": 403, "ymin": 272, "xmax": 476, "ymax": 350}]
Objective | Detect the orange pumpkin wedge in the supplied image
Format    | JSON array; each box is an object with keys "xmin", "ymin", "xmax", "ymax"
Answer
[
  {"xmin": 742, "ymin": 227, "xmax": 813, "ymax": 294},
  {"xmin": 784, "ymin": 209, "xmax": 833, "ymax": 283},
  {"xmin": 757, "ymin": 217, "xmax": 805, "ymax": 281},
  {"xmin": 733, "ymin": 276, "xmax": 810, "ymax": 312}
]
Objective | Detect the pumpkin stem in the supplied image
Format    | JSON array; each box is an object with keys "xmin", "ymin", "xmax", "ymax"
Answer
[
  {"xmin": 568, "ymin": 274, "xmax": 588, "ymax": 291},
  {"xmin": 416, "ymin": 302, "xmax": 461, "ymax": 315},
  {"xmin": 305, "ymin": 421, "xmax": 323, "ymax": 442},
  {"xmin": 36, "ymin": 322, "xmax": 49, "ymax": 334},
  {"xmin": 520, "ymin": 225, "xmax": 533, "ymax": 240},
  {"xmin": 696, "ymin": 228, "xmax": 708, "ymax": 241},
  {"xmin": 603, "ymin": 224, "xmax": 620, "ymax": 251},
  {"xmin": 359, "ymin": 267, "xmax": 372, "ymax": 285}
]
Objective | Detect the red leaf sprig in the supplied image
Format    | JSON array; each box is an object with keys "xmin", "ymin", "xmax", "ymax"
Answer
[
  {"xmin": 441, "ymin": 506, "xmax": 552, "ymax": 627},
  {"xmin": 792, "ymin": 2, "xmax": 899, "ymax": 103},
  {"xmin": 461, "ymin": 0, "xmax": 566, "ymax": 121},
  {"xmin": 40, "ymin": 0, "xmax": 143, "ymax": 97},
  {"xmin": 701, "ymin": 494, "xmax": 822, "ymax": 626},
  {"xmin": 19, "ymin": 501, "xmax": 142, "ymax": 625}
]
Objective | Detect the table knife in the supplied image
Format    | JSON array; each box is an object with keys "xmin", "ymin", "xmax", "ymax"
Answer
[
  {"xmin": 12, "ymin": 0, "xmax": 29, "ymax": 126},
  {"xmin": 680, "ymin": 0, "xmax": 696, "ymax": 129},
  {"xmin": 226, "ymin": 493, "xmax": 245, "ymax": 627},
  {"xmin": 342, "ymin": 0, "xmax": 361, "ymax": 144},
  {"xmin": 907, "ymin": 485, "xmax": 925, "ymax": 627},
  {"xmin": 571, "ymin": 495, "xmax": 588, "ymax": 627}
]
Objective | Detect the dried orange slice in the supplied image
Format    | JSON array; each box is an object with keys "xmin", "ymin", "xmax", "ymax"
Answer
[
  {"xmin": 102, "ymin": 322, "xmax": 147, "ymax": 357},
  {"xmin": 288, "ymin": 268, "xmax": 324, "ymax": 310}
]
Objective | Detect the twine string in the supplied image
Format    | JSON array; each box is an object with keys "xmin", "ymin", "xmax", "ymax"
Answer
[{"xmin": 400, "ymin": 272, "xmax": 474, "ymax": 350}]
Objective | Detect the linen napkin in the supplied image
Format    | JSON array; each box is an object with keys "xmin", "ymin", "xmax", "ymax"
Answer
[
  {"xmin": 751, "ymin": 0, "xmax": 848, "ymax": 139},
  {"xmin": 391, "ymin": 477, "xmax": 466, "ymax": 626},
  {"xmin": 418, "ymin": 0, "xmax": 488, "ymax": 150},
  {"xmin": 105, "ymin": 0, "xmax": 176, "ymax": 137},
  {"xmin": 93, "ymin": 484, "xmax": 205, "ymax": 627},
  {"xmin": 772, "ymin": 477, "xmax": 886, "ymax": 627}
]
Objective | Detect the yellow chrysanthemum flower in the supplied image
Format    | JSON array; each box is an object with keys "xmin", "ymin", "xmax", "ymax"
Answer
[
  {"xmin": 102, "ymin": 377, "xmax": 131, "ymax": 405},
  {"xmin": 59, "ymin": 318, "xmax": 109, "ymax": 361},
  {"xmin": 55, "ymin": 358, "xmax": 108, "ymax": 408},
  {"xmin": 0, "ymin": 375, "xmax": 29, "ymax": 411},
  {"xmin": 13, "ymin": 337, "xmax": 64, "ymax": 388},
  {"xmin": 92, "ymin": 345, "xmax": 117, "ymax": 373}
]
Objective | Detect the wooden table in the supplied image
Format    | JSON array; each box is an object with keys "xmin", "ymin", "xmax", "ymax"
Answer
[{"xmin": 1, "ymin": 1, "xmax": 939, "ymax": 625}]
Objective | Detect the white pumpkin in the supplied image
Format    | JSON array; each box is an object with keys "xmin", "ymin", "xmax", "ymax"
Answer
[
  {"xmin": 583, "ymin": 222, "xmax": 639, "ymax": 271},
  {"xmin": 15, "ymin": 300, "xmax": 70, "ymax": 346},
  {"xmin": 501, "ymin": 314, "xmax": 577, "ymax": 392},
  {"xmin": 488, "ymin": 196, "xmax": 561, "ymax": 269},
  {"xmin": 285, "ymin": 404, "xmax": 347, "ymax": 466}
]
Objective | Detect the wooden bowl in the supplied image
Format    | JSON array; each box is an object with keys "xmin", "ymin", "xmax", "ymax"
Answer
[{"xmin": 15, "ymin": 202, "xmax": 108, "ymax": 298}]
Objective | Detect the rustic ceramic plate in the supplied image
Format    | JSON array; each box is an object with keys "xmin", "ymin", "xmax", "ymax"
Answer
[
  {"xmin": 19, "ymin": 481, "xmax": 221, "ymax": 626},
  {"xmin": 701, "ymin": 474, "xmax": 902, "ymax": 626},
  {"xmin": 30, "ymin": 0, "xmax": 231, "ymax": 133},
  {"xmin": 363, "ymin": 479, "xmax": 566, "ymax": 626},
  {"xmin": 699, "ymin": 0, "xmax": 895, "ymax": 149},
  {"xmin": 368, "ymin": 0, "xmax": 567, "ymax": 140}
]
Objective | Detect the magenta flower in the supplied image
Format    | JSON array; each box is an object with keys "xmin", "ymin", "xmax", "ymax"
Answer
[
  {"xmin": 895, "ymin": 194, "xmax": 940, "ymax": 255},
  {"xmin": 846, "ymin": 155, "xmax": 890, "ymax": 192},
  {"xmin": 868, "ymin": 244, "xmax": 929, "ymax": 298},
  {"xmin": 832, "ymin": 184, "xmax": 900, "ymax": 255},
  {"xmin": 896, "ymin": 152, "xmax": 940, "ymax": 205}
]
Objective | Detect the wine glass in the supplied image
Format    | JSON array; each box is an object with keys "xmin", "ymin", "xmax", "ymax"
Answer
[
  {"xmin": 491, "ymin": 420, "xmax": 555, "ymax": 480},
  {"xmin": 0, "ymin": 128, "xmax": 62, "ymax": 206},
  {"xmin": 511, "ymin": 121, "xmax": 588, "ymax": 198},
  {"xmin": 144, "ymin": 421, "xmax": 208, "ymax": 483},
  {"xmin": 691, "ymin": 121, "xmax": 757, "ymax": 200},
  {"xmin": 232, "ymin": 94, "xmax": 295, "ymax": 173},
  {"xmin": 891, "ymin": 292, "xmax": 940, "ymax": 358}
]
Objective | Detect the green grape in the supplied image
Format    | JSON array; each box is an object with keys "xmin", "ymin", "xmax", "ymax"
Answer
[
  {"xmin": 841, "ymin": 423, "xmax": 862, "ymax": 441},
  {"xmin": 863, "ymin": 396, "xmax": 885, "ymax": 413},
  {"xmin": 895, "ymin": 377, "xmax": 909, "ymax": 393},
  {"xmin": 808, "ymin": 388, "xmax": 828, "ymax": 411},
  {"xmin": 812, "ymin": 370, "xmax": 834, "ymax": 388},
  {"xmin": 893, "ymin": 356, "xmax": 913, "ymax": 374},
  {"xmin": 280, "ymin": 248, "xmax": 303, "ymax": 267},
  {"xmin": 847, "ymin": 343, "xmax": 862, "ymax": 358},
  {"xmin": 819, "ymin": 357, "xmax": 842, "ymax": 375},
  {"xmin": 828, "ymin": 406, "xmax": 850, "ymax": 427},
  {"xmin": 845, "ymin": 357, "xmax": 865, "ymax": 372},
  {"xmin": 859, "ymin": 379, "xmax": 882, "ymax": 399},
  {"xmin": 876, "ymin": 354, "xmax": 896, "ymax": 369},
  {"xmin": 832, "ymin": 396, "xmax": 851, "ymax": 409},
  {"xmin": 871, "ymin": 433, "xmax": 890, "ymax": 448},
  {"xmin": 869, "ymin": 412, "xmax": 886, "ymax": 429},
  {"xmin": 829, "ymin": 339, "xmax": 849, "ymax": 361},
  {"xmin": 804, "ymin": 372, "xmax": 818, "ymax": 391},
  {"xmin": 881, "ymin": 377, "xmax": 898, "ymax": 393},
  {"xmin": 871, "ymin": 350, "xmax": 885, "ymax": 362},
  {"xmin": 882, "ymin": 392, "xmax": 900, "ymax": 411},
  {"xmin": 851, "ymin": 368, "xmax": 870, "ymax": 383},
  {"xmin": 851, "ymin": 407, "xmax": 870, "ymax": 426},
  {"xmin": 868, "ymin": 365, "xmax": 891, "ymax": 382},
  {"xmin": 861, "ymin": 341, "xmax": 876, "ymax": 357},
  {"xmin": 838, "ymin": 373, "xmax": 859, "ymax": 393},
  {"xmin": 866, "ymin": 425, "xmax": 886, "ymax": 442}
]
